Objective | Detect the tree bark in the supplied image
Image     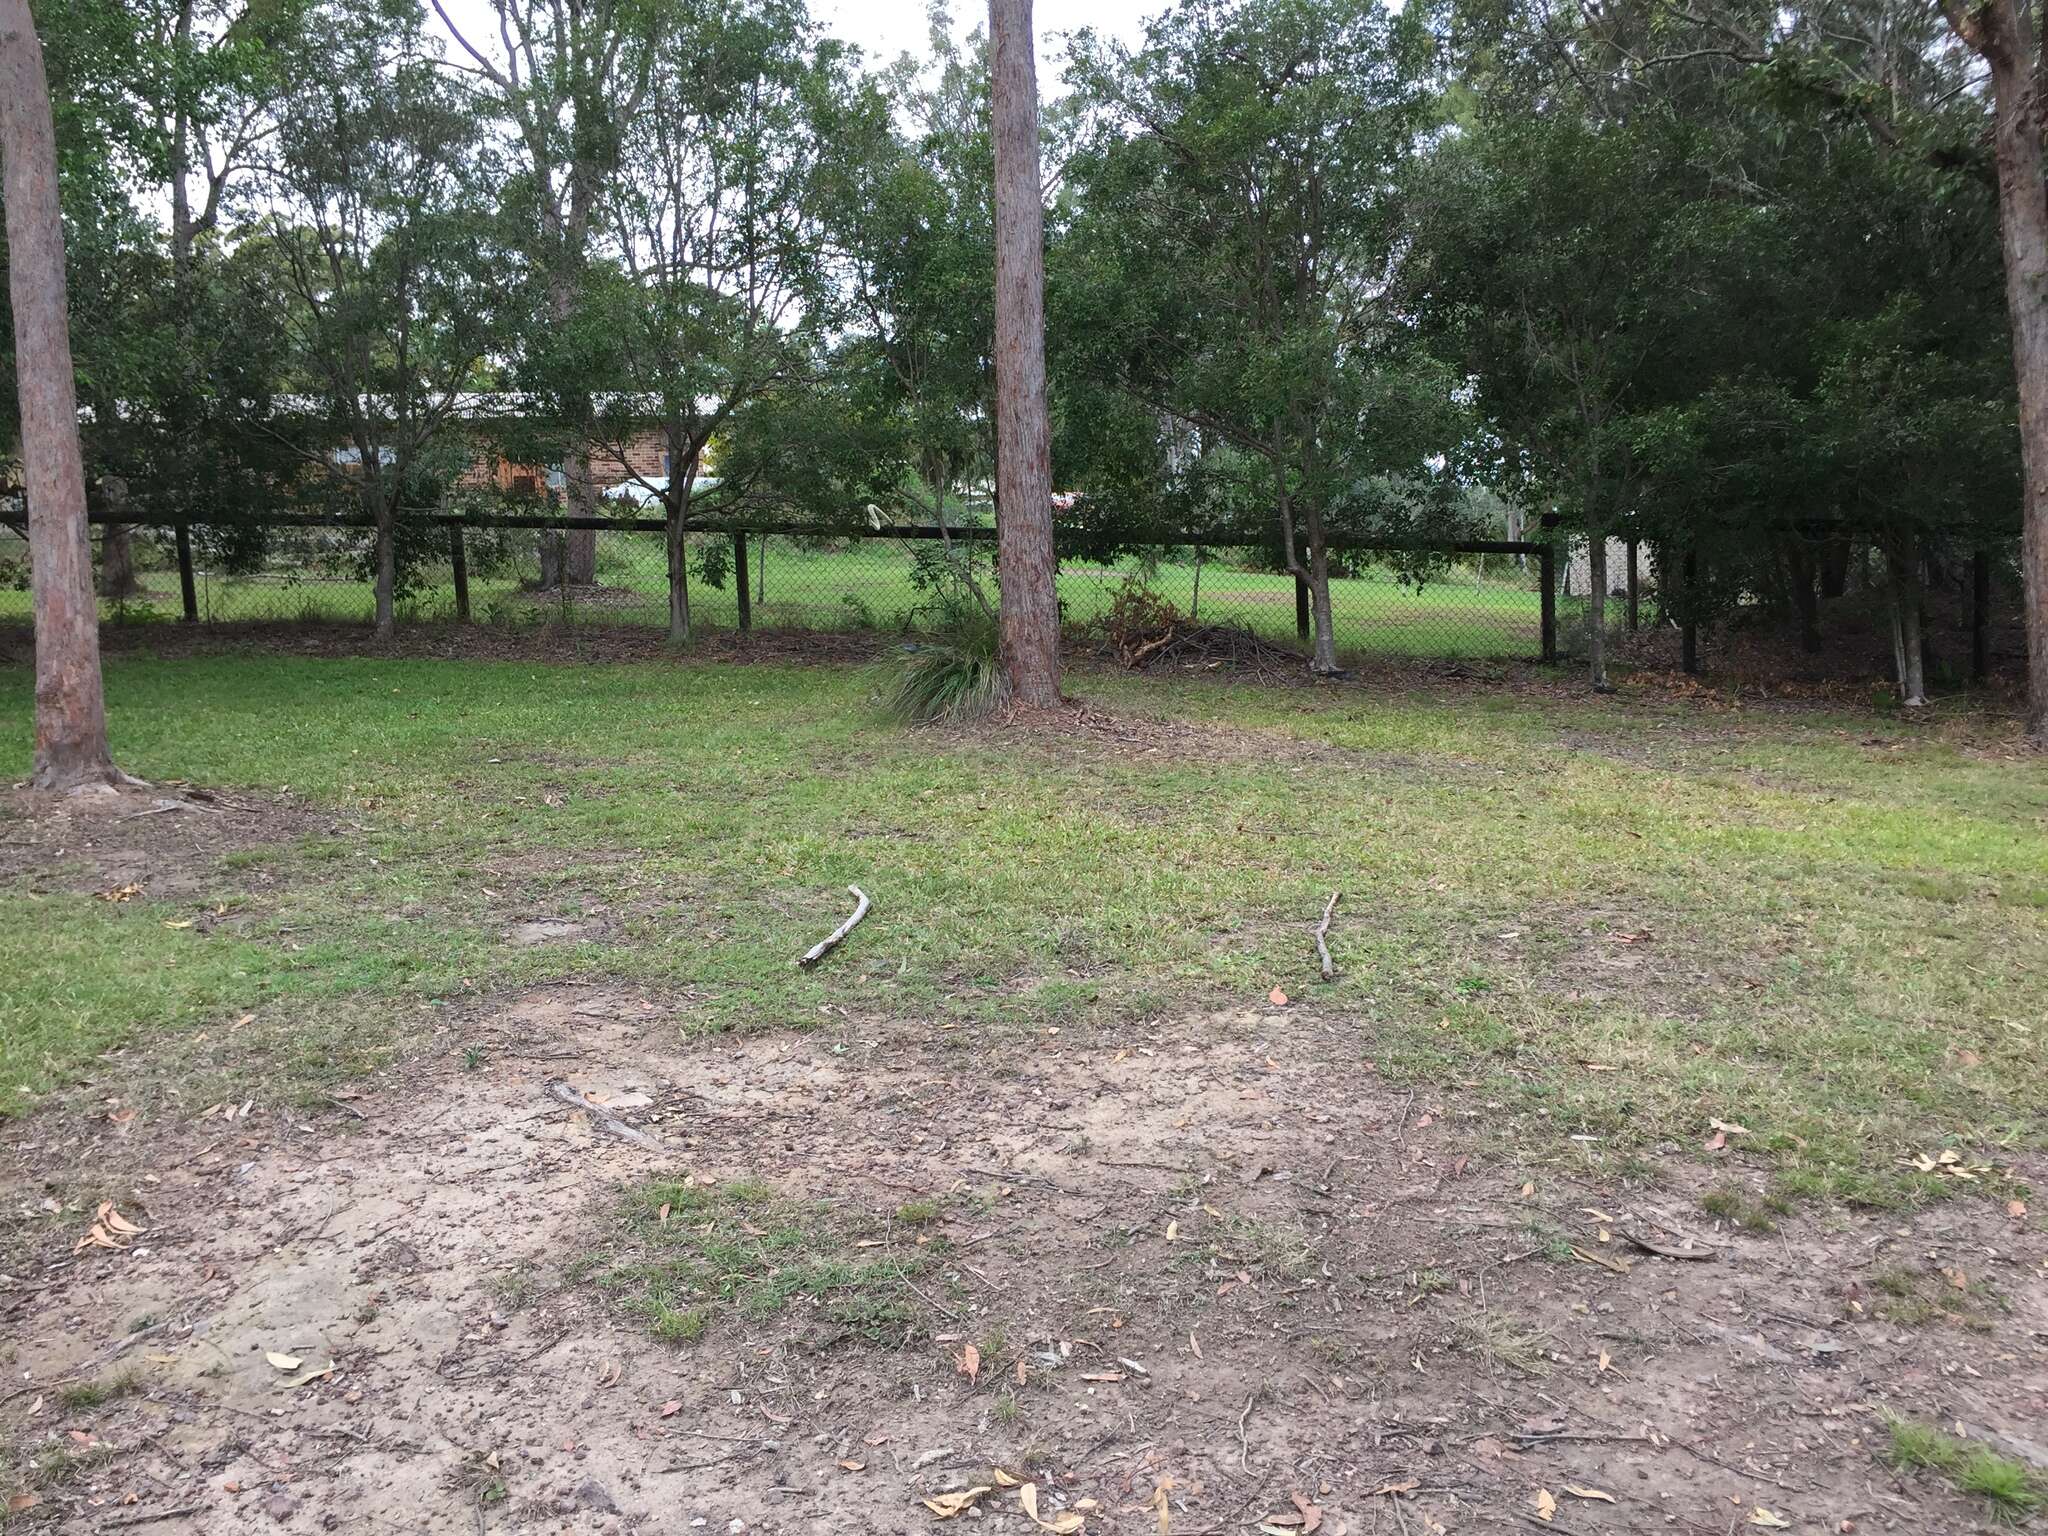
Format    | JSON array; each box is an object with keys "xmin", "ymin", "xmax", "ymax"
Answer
[
  {"xmin": 988, "ymin": 0, "xmax": 1061, "ymax": 708},
  {"xmin": 1, "ymin": 0, "xmax": 122, "ymax": 789},
  {"xmin": 373, "ymin": 492, "xmax": 396, "ymax": 640},
  {"xmin": 97, "ymin": 478, "xmax": 141, "ymax": 600},
  {"xmin": 1587, "ymin": 528, "xmax": 1613, "ymax": 691},
  {"xmin": 1942, "ymin": 0, "xmax": 2048, "ymax": 741},
  {"xmin": 665, "ymin": 442, "xmax": 695, "ymax": 644},
  {"xmin": 540, "ymin": 273, "xmax": 598, "ymax": 586},
  {"xmin": 1891, "ymin": 536, "xmax": 1928, "ymax": 707},
  {"xmin": 1305, "ymin": 508, "xmax": 1339, "ymax": 674}
]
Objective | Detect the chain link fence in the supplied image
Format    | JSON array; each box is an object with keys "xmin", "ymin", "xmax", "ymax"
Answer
[{"xmin": 0, "ymin": 513, "xmax": 1563, "ymax": 663}]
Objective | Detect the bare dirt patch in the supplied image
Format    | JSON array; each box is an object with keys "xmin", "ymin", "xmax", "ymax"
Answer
[
  {"xmin": 0, "ymin": 786, "xmax": 344, "ymax": 902},
  {"xmin": 3, "ymin": 988, "xmax": 2042, "ymax": 1533}
]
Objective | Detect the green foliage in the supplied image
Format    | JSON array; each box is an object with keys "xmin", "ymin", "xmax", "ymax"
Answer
[{"xmin": 883, "ymin": 594, "xmax": 1008, "ymax": 724}]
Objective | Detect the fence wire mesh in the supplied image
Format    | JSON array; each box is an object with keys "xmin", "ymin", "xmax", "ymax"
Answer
[{"xmin": 0, "ymin": 519, "xmax": 1562, "ymax": 663}]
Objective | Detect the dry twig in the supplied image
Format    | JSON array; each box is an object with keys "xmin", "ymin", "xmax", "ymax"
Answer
[
  {"xmin": 1313, "ymin": 889, "xmax": 1341, "ymax": 980},
  {"xmin": 797, "ymin": 885, "xmax": 870, "ymax": 968}
]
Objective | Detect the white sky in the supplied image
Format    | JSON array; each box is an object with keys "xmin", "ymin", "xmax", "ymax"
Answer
[{"xmin": 426, "ymin": 0, "xmax": 1163, "ymax": 88}]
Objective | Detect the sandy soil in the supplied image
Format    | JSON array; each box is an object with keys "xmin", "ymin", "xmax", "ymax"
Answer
[{"xmin": 4, "ymin": 975, "xmax": 2043, "ymax": 1535}]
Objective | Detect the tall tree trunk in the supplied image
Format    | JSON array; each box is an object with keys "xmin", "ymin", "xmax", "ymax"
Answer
[
  {"xmin": 1817, "ymin": 534, "xmax": 1851, "ymax": 600},
  {"xmin": 1587, "ymin": 527, "xmax": 1613, "ymax": 692},
  {"xmin": 988, "ymin": 0, "xmax": 1061, "ymax": 708},
  {"xmin": 665, "ymin": 446, "xmax": 694, "ymax": 644},
  {"xmin": 1943, "ymin": 0, "xmax": 2048, "ymax": 741},
  {"xmin": 98, "ymin": 477, "xmax": 141, "ymax": 600},
  {"xmin": 1891, "ymin": 537, "xmax": 1928, "ymax": 707},
  {"xmin": 1, "ymin": 0, "xmax": 122, "ymax": 790},
  {"xmin": 1304, "ymin": 508, "xmax": 1340, "ymax": 675},
  {"xmin": 373, "ymin": 492, "xmax": 396, "ymax": 640},
  {"xmin": 542, "ymin": 273, "xmax": 598, "ymax": 587},
  {"xmin": 1785, "ymin": 541, "xmax": 1822, "ymax": 653}
]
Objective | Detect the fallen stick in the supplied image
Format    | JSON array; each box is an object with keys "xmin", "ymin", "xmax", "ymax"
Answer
[
  {"xmin": 1313, "ymin": 890, "xmax": 1341, "ymax": 981},
  {"xmin": 1617, "ymin": 1228, "xmax": 1719, "ymax": 1260},
  {"xmin": 545, "ymin": 1079, "xmax": 657, "ymax": 1148},
  {"xmin": 797, "ymin": 885, "xmax": 870, "ymax": 969}
]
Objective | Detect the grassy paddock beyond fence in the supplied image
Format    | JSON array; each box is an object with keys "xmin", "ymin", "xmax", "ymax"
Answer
[{"xmin": 0, "ymin": 523, "xmax": 1563, "ymax": 660}]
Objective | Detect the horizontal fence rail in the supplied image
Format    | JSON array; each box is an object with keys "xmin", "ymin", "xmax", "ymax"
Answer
[{"xmin": 0, "ymin": 508, "xmax": 1573, "ymax": 664}]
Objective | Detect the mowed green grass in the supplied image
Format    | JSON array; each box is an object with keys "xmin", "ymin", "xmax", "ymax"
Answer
[
  {"xmin": 0, "ymin": 532, "xmax": 1559, "ymax": 659},
  {"xmin": 1, "ymin": 653, "xmax": 2042, "ymax": 1210}
]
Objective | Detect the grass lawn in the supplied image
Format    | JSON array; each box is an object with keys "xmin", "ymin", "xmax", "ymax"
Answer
[
  {"xmin": 1, "ymin": 652, "xmax": 2039, "ymax": 1208},
  {"xmin": 4, "ymin": 649, "xmax": 2046, "ymax": 1534},
  {"xmin": 0, "ymin": 531, "xmax": 1565, "ymax": 659}
]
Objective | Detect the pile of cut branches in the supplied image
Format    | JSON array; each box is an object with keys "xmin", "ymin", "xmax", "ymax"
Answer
[{"xmin": 1100, "ymin": 576, "xmax": 1305, "ymax": 678}]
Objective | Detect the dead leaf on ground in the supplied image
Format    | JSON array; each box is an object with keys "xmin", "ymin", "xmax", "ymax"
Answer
[
  {"xmin": 1533, "ymin": 1488, "xmax": 1558, "ymax": 1522},
  {"xmin": 954, "ymin": 1343, "xmax": 980, "ymax": 1382},
  {"xmin": 993, "ymin": 1469, "xmax": 1021, "ymax": 1488},
  {"xmin": 922, "ymin": 1487, "xmax": 993, "ymax": 1520},
  {"xmin": 1149, "ymin": 1481, "xmax": 1173, "ymax": 1536},
  {"xmin": 1564, "ymin": 1485, "xmax": 1616, "ymax": 1504},
  {"xmin": 1370, "ymin": 1480, "xmax": 1420, "ymax": 1496},
  {"xmin": 263, "ymin": 1351, "xmax": 301, "ymax": 1372},
  {"xmin": 1747, "ymin": 1510, "xmax": 1793, "ymax": 1530},
  {"xmin": 659, "ymin": 1400, "xmax": 681, "ymax": 1418},
  {"xmin": 1020, "ymin": 1482, "xmax": 1085, "ymax": 1533},
  {"xmin": 838, "ymin": 1459, "xmax": 865, "ymax": 1472},
  {"xmin": 1268, "ymin": 987, "xmax": 1288, "ymax": 1006},
  {"xmin": 596, "ymin": 1359, "xmax": 622, "ymax": 1388}
]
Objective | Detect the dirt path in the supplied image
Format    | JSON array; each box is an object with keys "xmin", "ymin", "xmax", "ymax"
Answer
[{"xmin": 3, "ymin": 987, "xmax": 2043, "ymax": 1534}]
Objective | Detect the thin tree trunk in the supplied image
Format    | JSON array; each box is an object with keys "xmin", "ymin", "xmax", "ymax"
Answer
[
  {"xmin": 1306, "ymin": 522, "xmax": 1339, "ymax": 674},
  {"xmin": 1, "ymin": 0, "xmax": 122, "ymax": 789},
  {"xmin": 541, "ymin": 273, "xmax": 598, "ymax": 586},
  {"xmin": 665, "ymin": 448, "xmax": 695, "ymax": 643},
  {"xmin": 1943, "ymin": 0, "xmax": 2048, "ymax": 741},
  {"xmin": 374, "ymin": 492, "xmax": 396, "ymax": 640},
  {"xmin": 98, "ymin": 477, "xmax": 141, "ymax": 600},
  {"xmin": 1892, "ymin": 538, "xmax": 1928, "ymax": 707},
  {"xmin": 988, "ymin": 0, "xmax": 1061, "ymax": 708},
  {"xmin": 757, "ymin": 531, "xmax": 766, "ymax": 604},
  {"xmin": 1587, "ymin": 527, "xmax": 1613, "ymax": 692}
]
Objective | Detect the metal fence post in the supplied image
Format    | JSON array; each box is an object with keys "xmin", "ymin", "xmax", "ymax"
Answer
[
  {"xmin": 449, "ymin": 525, "xmax": 470, "ymax": 622},
  {"xmin": 1294, "ymin": 572, "xmax": 1310, "ymax": 640},
  {"xmin": 1538, "ymin": 543, "xmax": 1557, "ymax": 664},
  {"xmin": 1625, "ymin": 537, "xmax": 1640, "ymax": 632},
  {"xmin": 175, "ymin": 523, "xmax": 199, "ymax": 622},
  {"xmin": 734, "ymin": 528, "xmax": 751, "ymax": 632}
]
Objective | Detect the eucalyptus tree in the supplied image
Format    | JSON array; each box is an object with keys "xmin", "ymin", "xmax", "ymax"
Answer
[
  {"xmin": 428, "ymin": 0, "xmax": 667, "ymax": 587},
  {"xmin": 811, "ymin": 17, "xmax": 997, "ymax": 544},
  {"xmin": 1, "ymin": 0, "xmax": 123, "ymax": 787},
  {"xmin": 1066, "ymin": 0, "xmax": 1458, "ymax": 676},
  {"xmin": 578, "ymin": 0, "xmax": 838, "ymax": 643},
  {"xmin": 987, "ymin": 0, "xmax": 1061, "ymax": 705},
  {"xmin": 1410, "ymin": 111, "xmax": 1701, "ymax": 688},
  {"xmin": 263, "ymin": 0, "xmax": 520, "ymax": 638}
]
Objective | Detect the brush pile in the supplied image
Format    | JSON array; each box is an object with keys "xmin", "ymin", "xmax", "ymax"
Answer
[{"xmin": 1102, "ymin": 579, "xmax": 1305, "ymax": 679}]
